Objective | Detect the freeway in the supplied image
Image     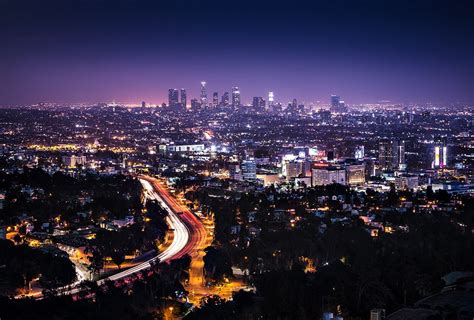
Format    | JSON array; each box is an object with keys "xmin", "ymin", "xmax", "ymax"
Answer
[
  {"xmin": 101, "ymin": 175, "xmax": 206, "ymax": 282},
  {"xmin": 20, "ymin": 175, "xmax": 206, "ymax": 298},
  {"xmin": 74, "ymin": 176, "xmax": 205, "ymax": 291}
]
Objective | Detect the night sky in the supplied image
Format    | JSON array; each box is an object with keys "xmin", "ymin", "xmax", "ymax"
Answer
[{"xmin": 1, "ymin": 0, "xmax": 473, "ymax": 105}]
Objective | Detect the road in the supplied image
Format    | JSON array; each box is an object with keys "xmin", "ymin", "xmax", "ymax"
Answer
[
  {"xmin": 99, "ymin": 175, "xmax": 206, "ymax": 282},
  {"xmin": 19, "ymin": 175, "xmax": 206, "ymax": 299}
]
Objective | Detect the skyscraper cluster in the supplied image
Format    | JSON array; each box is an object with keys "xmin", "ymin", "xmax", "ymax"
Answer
[
  {"xmin": 378, "ymin": 140, "xmax": 405, "ymax": 170},
  {"xmin": 168, "ymin": 88, "xmax": 187, "ymax": 109}
]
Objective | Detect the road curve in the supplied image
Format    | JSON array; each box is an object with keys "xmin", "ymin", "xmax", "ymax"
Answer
[
  {"xmin": 100, "ymin": 175, "xmax": 206, "ymax": 282},
  {"xmin": 21, "ymin": 175, "xmax": 206, "ymax": 298}
]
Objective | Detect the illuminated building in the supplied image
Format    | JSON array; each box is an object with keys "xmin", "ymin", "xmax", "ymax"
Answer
[
  {"xmin": 395, "ymin": 174, "xmax": 419, "ymax": 190},
  {"xmin": 312, "ymin": 166, "xmax": 346, "ymax": 186},
  {"xmin": 346, "ymin": 163, "xmax": 366, "ymax": 185},
  {"xmin": 268, "ymin": 91, "xmax": 274, "ymax": 110},
  {"xmin": 229, "ymin": 163, "xmax": 243, "ymax": 181},
  {"xmin": 159, "ymin": 143, "xmax": 205, "ymax": 154},
  {"xmin": 330, "ymin": 95, "xmax": 340, "ymax": 112},
  {"xmin": 222, "ymin": 92, "xmax": 229, "ymax": 106},
  {"xmin": 355, "ymin": 145, "xmax": 365, "ymax": 159},
  {"xmin": 378, "ymin": 140, "xmax": 405, "ymax": 170},
  {"xmin": 180, "ymin": 88, "xmax": 187, "ymax": 108},
  {"xmin": 212, "ymin": 92, "xmax": 218, "ymax": 106},
  {"xmin": 191, "ymin": 98, "xmax": 200, "ymax": 110},
  {"xmin": 62, "ymin": 155, "xmax": 87, "ymax": 168},
  {"xmin": 433, "ymin": 145, "xmax": 448, "ymax": 168},
  {"xmin": 200, "ymin": 81, "xmax": 207, "ymax": 106},
  {"xmin": 241, "ymin": 158, "xmax": 257, "ymax": 181},
  {"xmin": 330, "ymin": 95, "xmax": 347, "ymax": 113},
  {"xmin": 252, "ymin": 96, "xmax": 265, "ymax": 110},
  {"xmin": 283, "ymin": 160, "xmax": 304, "ymax": 181},
  {"xmin": 168, "ymin": 88, "xmax": 179, "ymax": 107},
  {"xmin": 232, "ymin": 87, "xmax": 240, "ymax": 108}
]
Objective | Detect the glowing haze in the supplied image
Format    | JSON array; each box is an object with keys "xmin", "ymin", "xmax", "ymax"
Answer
[{"xmin": 1, "ymin": 0, "xmax": 473, "ymax": 105}]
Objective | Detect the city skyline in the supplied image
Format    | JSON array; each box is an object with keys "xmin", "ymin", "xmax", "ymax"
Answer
[
  {"xmin": 2, "ymin": 0, "xmax": 474, "ymax": 105},
  {"xmin": 1, "ymin": 1, "xmax": 473, "ymax": 319}
]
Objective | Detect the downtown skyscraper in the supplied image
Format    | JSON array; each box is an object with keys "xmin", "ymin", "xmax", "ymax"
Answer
[
  {"xmin": 200, "ymin": 81, "xmax": 208, "ymax": 106},
  {"xmin": 232, "ymin": 87, "xmax": 240, "ymax": 109},
  {"xmin": 222, "ymin": 92, "xmax": 229, "ymax": 106},
  {"xmin": 168, "ymin": 88, "xmax": 179, "ymax": 107},
  {"xmin": 180, "ymin": 88, "xmax": 187, "ymax": 108}
]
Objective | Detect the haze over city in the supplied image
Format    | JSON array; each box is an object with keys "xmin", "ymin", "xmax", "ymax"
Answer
[{"xmin": 2, "ymin": 0, "xmax": 474, "ymax": 105}]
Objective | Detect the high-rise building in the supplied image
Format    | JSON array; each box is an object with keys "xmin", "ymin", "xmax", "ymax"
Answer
[
  {"xmin": 212, "ymin": 92, "xmax": 219, "ymax": 106},
  {"xmin": 229, "ymin": 163, "xmax": 243, "ymax": 181},
  {"xmin": 241, "ymin": 158, "xmax": 257, "ymax": 181},
  {"xmin": 268, "ymin": 91, "xmax": 274, "ymax": 109},
  {"xmin": 396, "ymin": 140, "xmax": 406, "ymax": 168},
  {"xmin": 291, "ymin": 98, "xmax": 298, "ymax": 110},
  {"xmin": 330, "ymin": 95, "xmax": 340, "ymax": 110},
  {"xmin": 433, "ymin": 145, "xmax": 448, "ymax": 168},
  {"xmin": 200, "ymin": 81, "xmax": 207, "ymax": 106},
  {"xmin": 252, "ymin": 96, "xmax": 265, "ymax": 110},
  {"xmin": 191, "ymin": 98, "xmax": 200, "ymax": 110},
  {"xmin": 180, "ymin": 88, "xmax": 187, "ymax": 108},
  {"xmin": 346, "ymin": 163, "xmax": 366, "ymax": 185},
  {"xmin": 355, "ymin": 146, "xmax": 365, "ymax": 159},
  {"xmin": 283, "ymin": 160, "xmax": 304, "ymax": 181},
  {"xmin": 168, "ymin": 88, "xmax": 179, "ymax": 107},
  {"xmin": 379, "ymin": 140, "xmax": 405, "ymax": 170},
  {"xmin": 222, "ymin": 92, "xmax": 230, "ymax": 106},
  {"xmin": 330, "ymin": 95, "xmax": 347, "ymax": 113},
  {"xmin": 141, "ymin": 101, "xmax": 146, "ymax": 108},
  {"xmin": 232, "ymin": 87, "xmax": 241, "ymax": 108},
  {"xmin": 312, "ymin": 166, "xmax": 346, "ymax": 186}
]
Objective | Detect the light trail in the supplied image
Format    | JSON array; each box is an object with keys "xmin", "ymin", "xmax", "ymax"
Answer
[
  {"xmin": 100, "ymin": 177, "xmax": 191, "ymax": 282},
  {"xmin": 19, "ymin": 175, "xmax": 205, "ymax": 299}
]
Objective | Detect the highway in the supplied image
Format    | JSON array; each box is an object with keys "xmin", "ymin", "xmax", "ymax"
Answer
[
  {"xmin": 19, "ymin": 175, "xmax": 206, "ymax": 298},
  {"xmin": 101, "ymin": 176, "xmax": 206, "ymax": 282},
  {"xmin": 72, "ymin": 176, "xmax": 205, "ymax": 292}
]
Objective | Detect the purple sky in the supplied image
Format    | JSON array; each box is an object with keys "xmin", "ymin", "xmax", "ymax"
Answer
[{"xmin": 2, "ymin": 0, "xmax": 474, "ymax": 106}]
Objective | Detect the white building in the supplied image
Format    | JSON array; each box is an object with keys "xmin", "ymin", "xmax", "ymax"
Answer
[
  {"xmin": 395, "ymin": 175, "xmax": 419, "ymax": 190},
  {"xmin": 165, "ymin": 144, "xmax": 205, "ymax": 154},
  {"xmin": 62, "ymin": 155, "xmax": 87, "ymax": 168},
  {"xmin": 312, "ymin": 167, "xmax": 346, "ymax": 186},
  {"xmin": 346, "ymin": 163, "xmax": 366, "ymax": 185}
]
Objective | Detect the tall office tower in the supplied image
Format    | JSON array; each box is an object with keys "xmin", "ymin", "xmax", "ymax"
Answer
[
  {"xmin": 191, "ymin": 98, "xmax": 200, "ymax": 110},
  {"xmin": 355, "ymin": 145, "xmax": 365, "ymax": 159},
  {"xmin": 222, "ymin": 92, "xmax": 230, "ymax": 106},
  {"xmin": 212, "ymin": 92, "xmax": 219, "ymax": 106},
  {"xmin": 339, "ymin": 100, "xmax": 345, "ymax": 110},
  {"xmin": 379, "ymin": 140, "xmax": 405, "ymax": 170},
  {"xmin": 141, "ymin": 101, "xmax": 146, "ymax": 108},
  {"xmin": 330, "ymin": 95, "xmax": 340, "ymax": 110},
  {"xmin": 433, "ymin": 145, "xmax": 448, "ymax": 168},
  {"xmin": 292, "ymin": 98, "xmax": 298, "ymax": 109},
  {"xmin": 252, "ymin": 96, "xmax": 265, "ymax": 110},
  {"xmin": 200, "ymin": 81, "xmax": 207, "ymax": 106},
  {"xmin": 268, "ymin": 91, "xmax": 274, "ymax": 109},
  {"xmin": 346, "ymin": 163, "xmax": 366, "ymax": 185},
  {"xmin": 330, "ymin": 94, "xmax": 348, "ymax": 112},
  {"xmin": 241, "ymin": 158, "xmax": 257, "ymax": 181},
  {"xmin": 232, "ymin": 87, "xmax": 241, "ymax": 108},
  {"xmin": 168, "ymin": 88, "xmax": 179, "ymax": 107},
  {"xmin": 396, "ymin": 140, "xmax": 406, "ymax": 168},
  {"xmin": 180, "ymin": 88, "xmax": 187, "ymax": 108},
  {"xmin": 379, "ymin": 140, "xmax": 394, "ymax": 170}
]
